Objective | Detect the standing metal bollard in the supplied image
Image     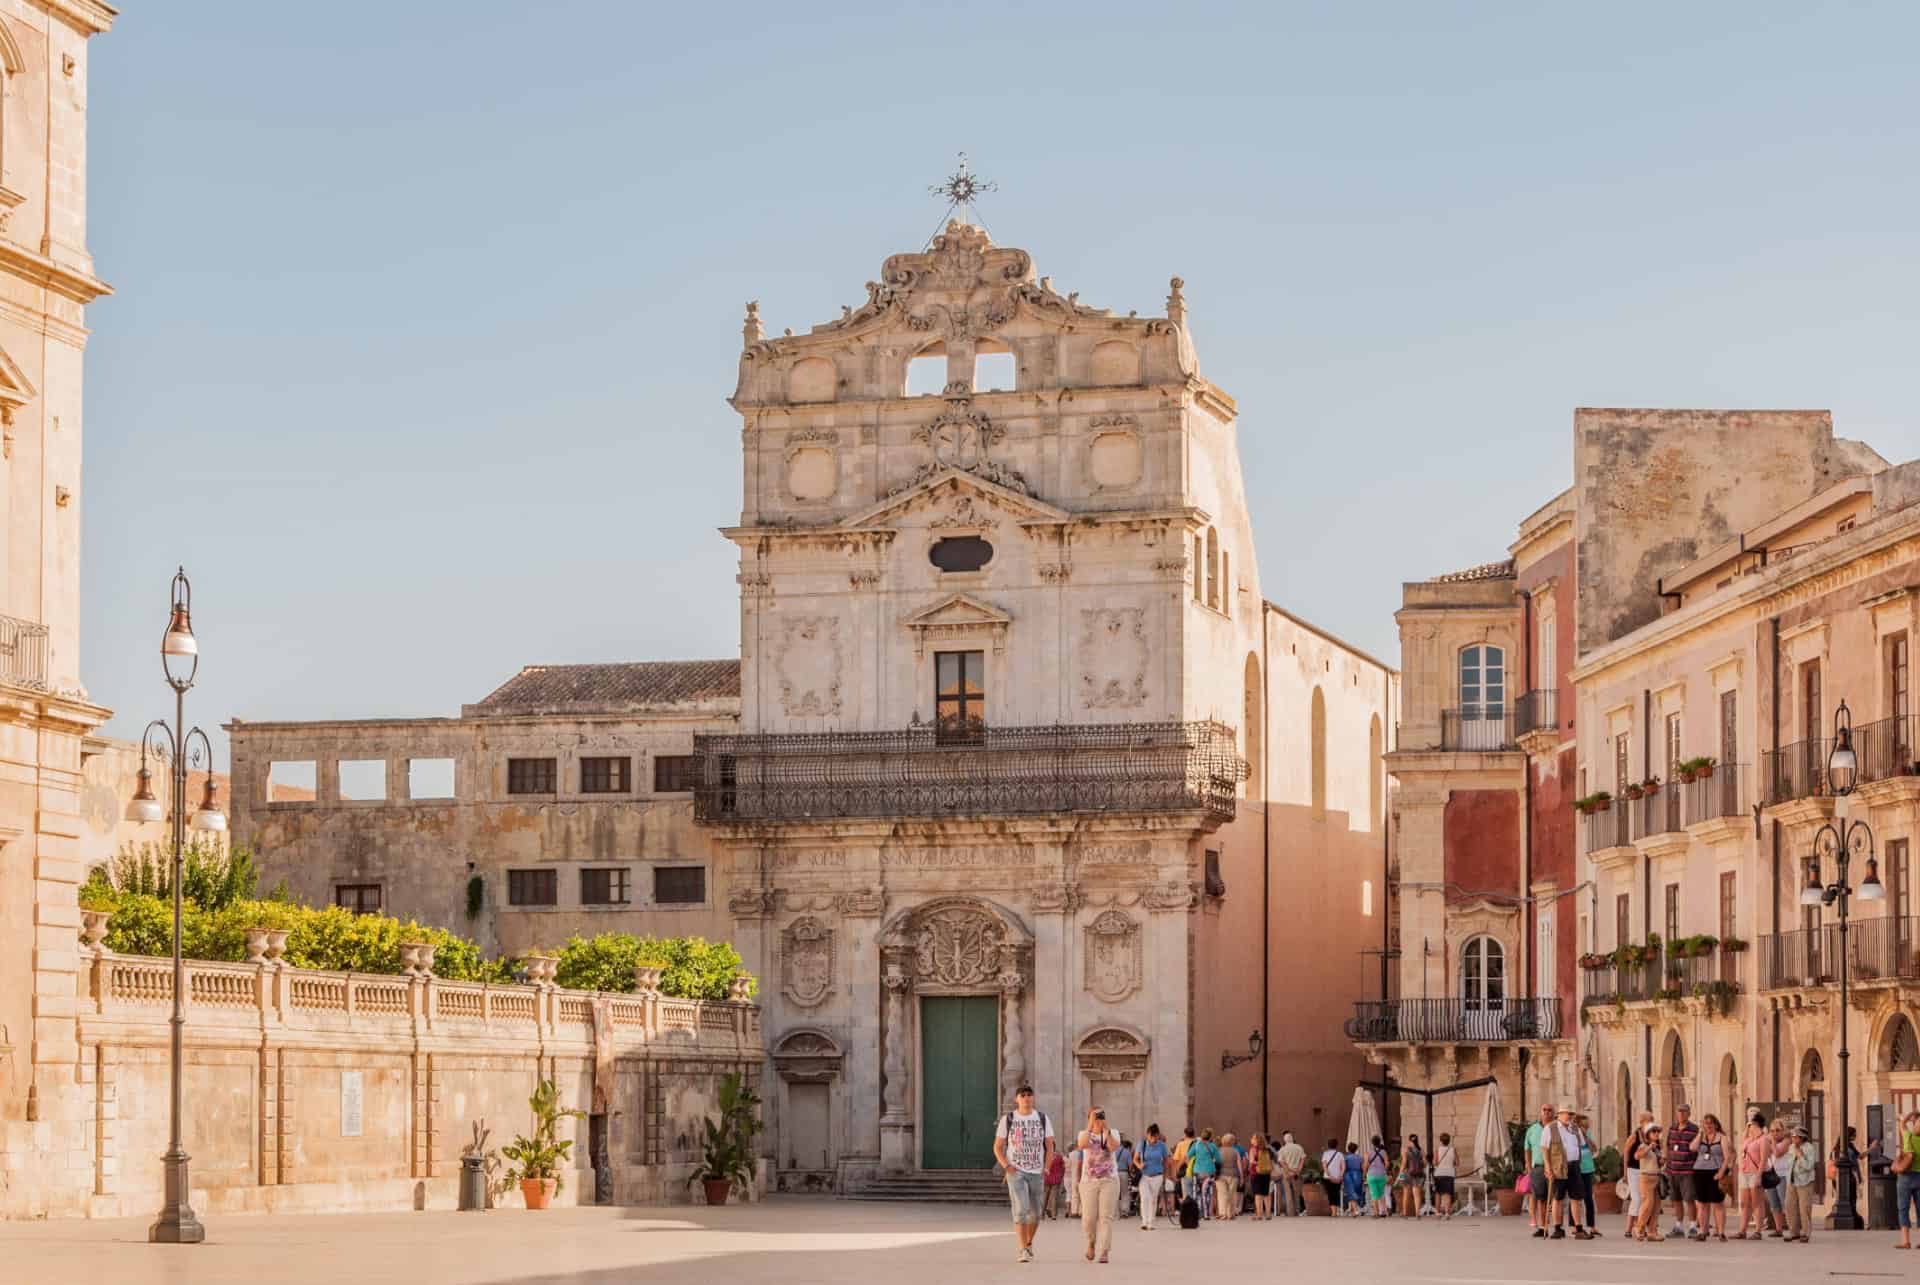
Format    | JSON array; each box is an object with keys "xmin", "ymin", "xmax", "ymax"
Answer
[{"xmin": 460, "ymin": 1154, "xmax": 488, "ymax": 1211}]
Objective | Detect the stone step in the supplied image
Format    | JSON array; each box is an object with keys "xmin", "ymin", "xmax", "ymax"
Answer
[{"xmin": 843, "ymin": 1170, "xmax": 1010, "ymax": 1204}]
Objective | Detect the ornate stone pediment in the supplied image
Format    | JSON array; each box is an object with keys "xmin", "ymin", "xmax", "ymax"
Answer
[
  {"xmin": 1074, "ymin": 1024, "xmax": 1151, "ymax": 1082},
  {"xmin": 772, "ymin": 1027, "xmax": 844, "ymax": 1083},
  {"xmin": 881, "ymin": 896, "xmax": 1032, "ymax": 992},
  {"xmin": 902, "ymin": 592, "xmax": 1011, "ymax": 658},
  {"xmin": 842, "ymin": 468, "xmax": 1068, "ymax": 532}
]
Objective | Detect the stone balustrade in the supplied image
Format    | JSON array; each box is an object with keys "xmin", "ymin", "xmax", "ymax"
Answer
[{"xmin": 64, "ymin": 921, "xmax": 763, "ymax": 1220}]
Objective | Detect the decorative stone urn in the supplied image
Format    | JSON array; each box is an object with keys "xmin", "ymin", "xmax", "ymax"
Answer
[
  {"xmin": 79, "ymin": 908, "xmax": 111, "ymax": 955},
  {"xmin": 399, "ymin": 942, "xmax": 437, "ymax": 977},
  {"xmin": 524, "ymin": 955, "xmax": 559, "ymax": 986},
  {"xmin": 633, "ymin": 965, "xmax": 664, "ymax": 995},
  {"xmin": 264, "ymin": 929, "xmax": 290, "ymax": 963},
  {"xmin": 244, "ymin": 928, "xmax": 271, "ymax": 964},
  {"xmin": 415, "ymin": 942, "xmax": 437, "ymax": 977},
  {"xmin": 726, "ymin": 974, "xmax": 754, "ymax": 1002}
]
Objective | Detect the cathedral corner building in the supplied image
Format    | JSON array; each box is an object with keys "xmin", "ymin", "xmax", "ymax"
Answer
[{"xmin": 698, "ymin": 221, "xmax": 1395, "ymax": 1188}]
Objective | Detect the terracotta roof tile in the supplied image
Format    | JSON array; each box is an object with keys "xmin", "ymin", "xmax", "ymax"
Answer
[
  {"xmin": 471, "ymin": 660, "xmax": 741, "ymax": 714},
  {"xmin": 1429, "ymin": 558, "xmax": 1515, "ymax": 583}
]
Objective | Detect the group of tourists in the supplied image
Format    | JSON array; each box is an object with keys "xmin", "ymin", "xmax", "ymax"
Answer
[
  {"xmin": 992, "ymin": 1084, "xmax": 1432, "ymax": 1265},
  {"xmin": 1315, "ymin": 1131, "xmax": 1459, "ymax": 1218},
  {"xmin": 1618, "ymin": 1103, "xmax": 1821, "ymax": 1243}
]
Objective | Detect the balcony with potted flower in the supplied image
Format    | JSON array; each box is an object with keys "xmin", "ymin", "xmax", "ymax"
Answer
[{"xmin": 1578, "ymin": 791, "xmax": 1635, "ymax": 873}]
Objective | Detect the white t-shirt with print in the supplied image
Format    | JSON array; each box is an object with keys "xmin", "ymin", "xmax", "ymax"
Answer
[{"xmin": 996, "ymin": 1109, "xmax": 1055, "ymax": 1174}]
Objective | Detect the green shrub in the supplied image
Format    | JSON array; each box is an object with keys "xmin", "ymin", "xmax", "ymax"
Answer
[
  {"xmin": 554, "ymin": 932, "xmax": 753, "ymax": 1000},
  {"xmin": 91, "ymin": 838, "xmax": 260, "ymax": 911}
]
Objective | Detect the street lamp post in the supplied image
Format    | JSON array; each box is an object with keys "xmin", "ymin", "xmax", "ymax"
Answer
[
  {"xmin": 1800, "ymin": 700, "xmax": 1884, "ymax": 1232},
  {"xmin": 126, "ymin": 568, "xmax": 224, "ymax": 1245}
]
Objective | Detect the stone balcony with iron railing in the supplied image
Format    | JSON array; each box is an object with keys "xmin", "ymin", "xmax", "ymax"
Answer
[
  {"xmin": 1580, "ymin": 945, "xmax": 1744, "ymax": 1026},
  {"xmin": 1761, "ymin": 915, "xmax": 1920, "ymax": 992},
  {"xmin": 1343, "ymin": 996, "xmax": 1563, "ymax": 1045},
  {"xmin": 1437, "ymin": 704, "xmax": 1520, "ymax": 752},
  {"xmin": 0, "ymin": 611, "xmax": 48, "ymax": 691},
  {"xmin": 1583, "ymin": 763, "xmax": 1749, "ymax": 860},
  {"xmin": 690, "ymin": 720, "xmax": 1245, "ymax": 825}
]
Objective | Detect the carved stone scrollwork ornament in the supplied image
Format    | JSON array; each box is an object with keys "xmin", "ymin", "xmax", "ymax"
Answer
[
  {"xmin": 1144, "ymin": 879, "xmax": 1197, "ymax": 911},
  {"xmin": 728, "ymin": 886, "xmax": 778, "ymax": 918},
  {"xmin": 1074, "ymin": 1025, "xmax": 1152, "ymax": 1083},
  {"xmin": 773, "ymin": 1029, "xmax": 844, "ymax": 1085},
  {"xmin": 930, "ymin": 494, "xmax": 995, "ymax": 528},
  {"xmin": 835, "ymin": 889, "xmax": 886, "ymax": 917},
  {"xmin": 913, "ymin": 904, "xmax": 1007, "ymax": 989},
  {"xmin": 895, "ymin": 400, "xmax": 1029, "ymax": 497},
  {"xmin": 1037, "ymin": 563, "xmax": 1072, "ymax": 583},
  {"xmin": 1084, "ymin": 910, "xmax": 1143, "ymax": 1003},
  {"xmin": 1031, "ymin": 883, "xmax": 1080, "ymax": 914},
  {"xmin": 781, "ymin": 916, "xmax": 835, "ymax": 1008}
]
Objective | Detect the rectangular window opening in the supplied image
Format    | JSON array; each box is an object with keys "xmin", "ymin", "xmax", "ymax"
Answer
[
  {"xmin": 508, "ymin": 868, "xmax": 558, "ymax": 907},
  {"xmin": 507, "ymin": 757, "xmax": 557, "ymax": 795},
  {"xmin": 580, "ymin": 867, "xmax": 631, "ymax": 905},
  {"xmin": 934, "ymin": 650, "xmax": 986, "ymax": 745},
  {"xmin": 337, "ymin": 759, "xmax": 387, "ymax": 802},
  {"xmin": 973, "ymin": 350, "xmax": 1016, "ymax": 393},
  {"xmin": 654, "ymin": 865, "xmax": 707, "ymax": 905},
  {"xmin": 334, "ymin": 884, "xmax": 382, "ymax": 915},
  {"xmin": 407, "ymin": 757, "xmax": 455, "ymax": 800},
  {"xmin": 905, "ymin": 350, "xmax": 947, "ymax": 396},
  {"xmin": 268, "ymin": 759, "xmax": 317, "ymax": 803},
  {"xmin": 579, "ymin": 756, "xmax": 631, "ymax": 795},
  {"xmin": 652, "ymin": 755, "xmax": 698, "ymax": 794}
]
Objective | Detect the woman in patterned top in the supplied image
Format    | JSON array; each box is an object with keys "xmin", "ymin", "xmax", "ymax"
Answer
[{"xmin": 1077, "ymin": 1108, "xmax": 1121, "ymax": 1264}]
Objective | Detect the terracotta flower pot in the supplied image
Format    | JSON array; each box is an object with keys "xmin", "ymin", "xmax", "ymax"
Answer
[
  {"xmin": 702, "ymin": 1178, "xmax": 732, "ymax": 1206},
  {"xmin": 1302, "ymin": 1182, "xmax": 1331, "ymax": 1216},
  {"xmin": 1594, "ymin": 1184, "xmax": 1622, "ymax": 1215},
  {"xmin": 1494, "ymin": 1187, "xmax": 1524, "ymax": 1216},
  {"xmin": 521, "ymin": 1177, "xmax": 557, "ymax": 1210}
]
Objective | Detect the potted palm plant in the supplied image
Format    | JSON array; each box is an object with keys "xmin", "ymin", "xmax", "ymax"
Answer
[
  {"xmin": 502, "ymin": 1079, "xmax": 584, "ymax": 1210},
  {"xmin": 688, "ymin": 1071, "xmax": 762, "ymax": 1206}
]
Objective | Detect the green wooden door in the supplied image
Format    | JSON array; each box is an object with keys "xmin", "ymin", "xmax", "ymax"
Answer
[{"xmin": 920, "ymin": 995, "xmax": 999, "ymax": 1169}]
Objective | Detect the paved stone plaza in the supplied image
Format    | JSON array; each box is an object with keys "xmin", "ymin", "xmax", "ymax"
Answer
[{"xmin": 2, "ymin": 1197, "xmax": 1911, "ymax": 1284}]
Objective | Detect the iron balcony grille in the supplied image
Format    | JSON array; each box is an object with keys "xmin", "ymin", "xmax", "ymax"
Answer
[
  {"xmin": 1583, "ymin": 949, "xmax": 1739, "ymax": 1004},
  {"xmin": 0, "ymin": 613, "xmax": 47, "ymax": 691},
  {"xmin": 1684, "ymin": 762, "xmax": 1744, "ymax": 825},
  {"xmin": 1763, "ymin": 918, "xmax": 1920, "ymax": 989},
  {"xmin": 1583, "ymin": 804, "xmax": 1631, "ymax": 853},
  {"xmin": 1635, "ymin": 786, "xmax": 1683, "ymax": 840},
  {"xmin": 1514, "ymin": 689, "xmax": 1561, "ymax": 737},
  {"xmin": 690, "ymin": 720, "xmax": 1245, "ymax": 824},
  {"xmin": 1762, "ymin": 738, "xmax": 1832, "ymax": 806},
  {"xmin": 1855, "ymin": 716, "xmax": 1918, "ymax": 786},
  {"xmin": 1343, "ymin": 997, "xmax": 1561, "ymax": 1044},
  {"xmin": 1439, "ymin": 705, "xmax": 1519, "ymax": 752}
]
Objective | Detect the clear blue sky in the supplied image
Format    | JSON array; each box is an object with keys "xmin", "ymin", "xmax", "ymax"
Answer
[{"xmin": 82, "ymin": 2, "xmax": 1920, "ymax": 756}]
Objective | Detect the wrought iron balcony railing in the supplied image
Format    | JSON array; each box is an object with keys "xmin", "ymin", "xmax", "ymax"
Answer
[
  {"xmin": 1344, "ymin": 997, "xmax": 1562, "ymax": 1044},
  {"xmin": 1763, "ymin": 737, "xmax": 1832, "ymax": 806},
  {"xmin": 1685, "ymin": 761, "xmax": 1744, "ymax": 826},
  {"xmin": 0, "ymin": 613, "xmax": 47, "ymax": 691},
  {"xmin": 1855, "ymin": 716, "xmax": 1919, "ymax": 786},
  {"xmin": 690, "ymin": 720, "xmax": 1245, "ymax": 824},
  {"xmin": 1635, "ymin": 786, "xmax": 1684, "ymax": 840},
  {"xmin": 1439, "ymin": 705, "xmax": 1518, "ymax": 752},
  {"xmin": 1763, "ymin": 918, "xmax": 1920, "ymax": 989},
  {"xmin": 1583, "ymin": 805, "xmax": 1631, "ymax": 852},
  {"xmin": 1514, "ymin": 689, "xmax": 1561, "ymax": 738}
]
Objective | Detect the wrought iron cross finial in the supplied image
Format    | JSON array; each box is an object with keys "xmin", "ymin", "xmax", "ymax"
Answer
[{"xmin": 925, "ymin": 151, "xmax": 997, "ymax": 245}]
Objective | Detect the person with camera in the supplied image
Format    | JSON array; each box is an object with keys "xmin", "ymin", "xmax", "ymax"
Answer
[{"xmin": 1076, "ymin": 1107, "xmax": 1121, "ymax": 1264}]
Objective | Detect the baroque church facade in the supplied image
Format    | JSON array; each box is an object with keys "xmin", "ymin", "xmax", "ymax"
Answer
[{"xmin": 696, "ymin": 221, "xmax": 1396, "ymax": 1187}]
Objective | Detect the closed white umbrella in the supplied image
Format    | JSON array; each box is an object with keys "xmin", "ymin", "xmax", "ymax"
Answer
[
  {"xmin": 1346, "ymin": 1085, "xmax": 1382, "ymax": 1152},
  {"xmin": 1471, "ymin": 1081, "xmax": 1507, "ymax": 1216}
]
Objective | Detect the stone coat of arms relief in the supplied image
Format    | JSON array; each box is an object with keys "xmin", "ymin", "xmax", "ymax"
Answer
[
  {"xmin": 1080, "ymin": 607, "xmax": 1149, "ymax": 709},
  {"xmin": 776, "ymin": 615, "xmax": 843, "ymax": 717},
  {"xmin": 780, "ymin": 917, "xmax": 835, "ymax": 1008},
  {"xmin": 914, "ymin": 904, "xmax": 1007, "ymax": 989},
  {"xmin": 1084, "ymin": 910, "xmax": 1143, "ymax": 1003}
]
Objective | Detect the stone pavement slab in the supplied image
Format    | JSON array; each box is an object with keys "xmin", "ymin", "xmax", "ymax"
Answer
[{"xmin": 0, "ymin": 1199, "xmax": 1910, "ymax": 1285}]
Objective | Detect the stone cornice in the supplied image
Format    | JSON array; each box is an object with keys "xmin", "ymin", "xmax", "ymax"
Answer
[
  {"xmin": 1687, "ymin": 815, "xmax": 1751, "ymax": 849},
  {"xmin": 0, "ymin": 685, "xmax": 109, "ymax": 735},
  {"xmin": 0, "ymin": 239, "xmax": 111, "ymax": 304},
  {"xmin": 35, "ymin": 0, "xmax": 116, "ymax": 35}
]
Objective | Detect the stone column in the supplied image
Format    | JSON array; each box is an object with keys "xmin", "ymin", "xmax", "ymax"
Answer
[
  {"xmin": 879, "ymin": 958, "xmax": 914, "ymax": 1171},
  {"xmin": 998, "ymin": 960, "xmax": 1026, "ymax": 1106}
]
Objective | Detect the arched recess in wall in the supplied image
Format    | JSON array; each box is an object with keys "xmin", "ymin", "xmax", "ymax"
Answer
[
  {"xmin": 1243, "ymin": 653, "xmax": 1263, "ymax": 801},
  {"xmin": 1882, "ymin": 1013, "xmax": 1920, "ymax": 1072},
  {"xmin": 1662, "ymin": 1028, "xmax": 1686, "ymax": 1080},
  {"xmin": 1310, "ymin": 686, "xmax": 1327, "ymax": 818},
  {"xmin": 1718, "ymin": 1054, "xmax": 1739, "ymax": 1130},
  {"xmin": 1367, "ymin": 713, "xmax": 1383, "ymax": 833}
]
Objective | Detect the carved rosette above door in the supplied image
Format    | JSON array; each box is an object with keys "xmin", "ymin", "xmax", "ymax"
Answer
[
  {"xmin": 780, "ymin": 916, "xmax": 835, "ymax": 1008},
  {"xmin": 1084, "ymin": 910, "xmax": 1142, "ymax": 1003},
  {"xmin": 1074, "ymin": 1025, "xmax": 1151, "ymax": 1083}
]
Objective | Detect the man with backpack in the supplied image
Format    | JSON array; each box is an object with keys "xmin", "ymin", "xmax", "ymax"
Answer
[{"xmin": 993, "ymin": 1085, "xmax": 1056, "ymax": 1264}]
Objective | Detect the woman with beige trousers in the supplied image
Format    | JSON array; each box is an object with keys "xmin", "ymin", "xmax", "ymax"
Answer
[{"xmin": 1077, "ymin": 1108, "xmax": 1122, "ymax": 1264}]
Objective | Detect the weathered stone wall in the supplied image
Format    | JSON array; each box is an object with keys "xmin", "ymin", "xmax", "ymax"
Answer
[
  {"xmin": 228, "ymin": 714, "xmax": 736, "ymax": 957},
  {"xmin": 17, "ymin": 941, "xmax": 763, "ymax": 1220},
  {"xmin": 1573, "ymin": 408, "xmax": 1885, "ymax": 655}
]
